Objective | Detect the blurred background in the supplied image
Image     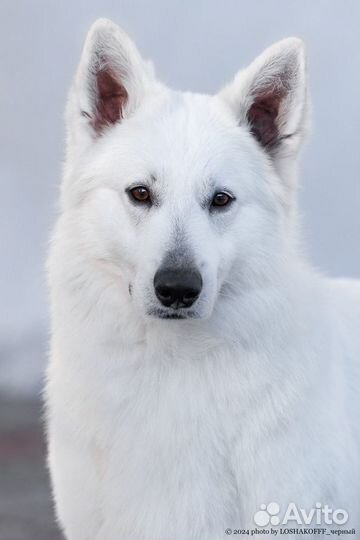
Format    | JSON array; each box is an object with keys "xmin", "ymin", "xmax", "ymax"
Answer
[{"xmin": 0, "ymin": 0, "xmax": 359, "ymax": 538}]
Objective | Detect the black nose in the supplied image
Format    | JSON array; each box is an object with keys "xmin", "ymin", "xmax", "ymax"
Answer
[{"xmin": 154, "ymin": 268, "xmax": 203, "ymax": 309}]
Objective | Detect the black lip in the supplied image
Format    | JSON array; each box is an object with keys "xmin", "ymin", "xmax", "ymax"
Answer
[
  {"xmin": 158, "ymin": 313, "xmax": 186, "ymax": 320},
  {"xmin": 148, "ymin": 308, "xmax": 195, "ymax": 320}
]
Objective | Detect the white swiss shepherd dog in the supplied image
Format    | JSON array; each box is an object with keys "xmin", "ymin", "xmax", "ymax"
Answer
[{"xmin": 46, "ymin": 18, "xmax": 360, "ymax": 540}]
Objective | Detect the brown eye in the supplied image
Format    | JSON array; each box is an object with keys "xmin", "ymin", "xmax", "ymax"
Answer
[
  {"xmin": 129, "ymin": 186, "xmax": 151, "ymax": 203},
  {"xmin": 211, "ymin": 191, "xmax": 233, "ymax": 208}
]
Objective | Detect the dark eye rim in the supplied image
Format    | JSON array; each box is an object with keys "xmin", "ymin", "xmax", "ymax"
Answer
[
  {"xmin": 126, "ymin": 185, "xmax": 152, "ymax": 204},
  {"xmin": 210, "ymin": 191, "xmax": 235, "ymax": 209}
]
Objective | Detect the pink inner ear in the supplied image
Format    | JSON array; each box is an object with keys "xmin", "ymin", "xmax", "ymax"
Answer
[
  {"xmin": 92, "ymin": 69, "xmax": 128, "ymax": 134},
  {"xmin": 247, "ymin": 90, "xmax": 283, "ymax": 149}
]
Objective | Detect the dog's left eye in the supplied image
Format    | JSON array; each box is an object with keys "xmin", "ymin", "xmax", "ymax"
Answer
[
  {"xmin": 211, "ymin": 191, "xmax": 234, "ymax": 208},
  {"xmin": 128, "ymin": 186, "xmax": 151, "ymax": 204}
]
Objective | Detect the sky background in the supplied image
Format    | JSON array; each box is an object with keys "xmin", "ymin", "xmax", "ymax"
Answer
[{"xmin": 1, "ymin": 0, "xmax": 359, "ymax": 395}]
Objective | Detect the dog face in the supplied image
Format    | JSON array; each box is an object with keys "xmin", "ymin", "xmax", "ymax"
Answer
[{"xmin": 63, "ymin": 19, "xmax": 308, "ymax": 321}]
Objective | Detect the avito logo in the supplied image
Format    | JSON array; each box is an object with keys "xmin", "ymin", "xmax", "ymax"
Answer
[{"xmin": 254, "ymin": 502, "xmax": 348, "ymax": 527}]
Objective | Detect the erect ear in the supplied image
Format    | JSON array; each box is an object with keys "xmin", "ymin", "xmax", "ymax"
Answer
[
  {"xmin": 219, "ymin": 38, "xmax": 308, "ymax": 160},
  {"xmin": 68, "ymin": 18, "xmax": 153, "ymax": 141}
]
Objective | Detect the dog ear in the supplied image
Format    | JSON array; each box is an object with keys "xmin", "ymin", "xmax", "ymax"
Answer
[
  {"xmin": 219, "ymin": 38, "xmax": 308, "ymax": 160},
  {"xmin": 67, "ymin": 18, "xmax": 153, "ymax": 141}
]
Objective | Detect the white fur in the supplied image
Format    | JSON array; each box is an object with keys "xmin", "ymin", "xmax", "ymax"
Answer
[{"xmin": 46, "ymin": 19, "xmax": 360, "ymax": 540}]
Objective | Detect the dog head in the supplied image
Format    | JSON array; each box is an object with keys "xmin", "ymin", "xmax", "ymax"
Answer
[{"xmin": 62, "ymin": 19, "xmax": 308, "ymax": 321}]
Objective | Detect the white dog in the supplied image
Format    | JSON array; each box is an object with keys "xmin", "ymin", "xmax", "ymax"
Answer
[{"xmin": 46, "ymin": 18, "xmax": 360, "ymax": 540}]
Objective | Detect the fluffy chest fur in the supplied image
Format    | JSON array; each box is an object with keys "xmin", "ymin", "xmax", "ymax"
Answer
[{"xmin": 47, "ymin": 250, "xmax": 359, "ymax": 539}]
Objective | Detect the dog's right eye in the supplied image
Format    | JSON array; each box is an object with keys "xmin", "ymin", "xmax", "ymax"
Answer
[{"xmin": 128, "ymin": 186, "xmax": 151, "ymax": 204}]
